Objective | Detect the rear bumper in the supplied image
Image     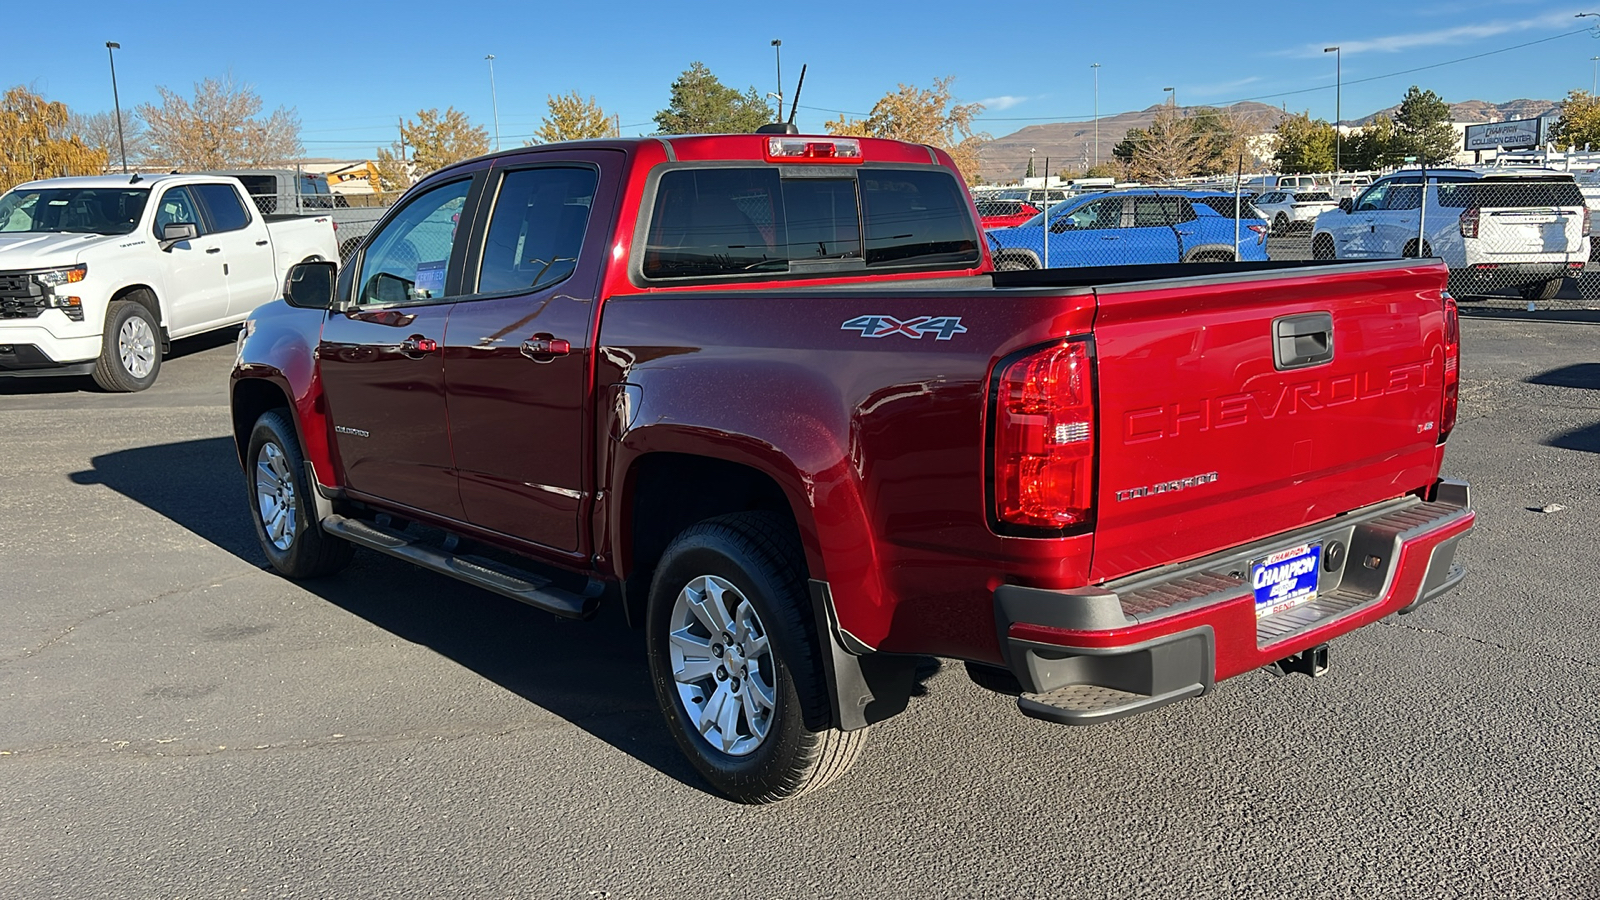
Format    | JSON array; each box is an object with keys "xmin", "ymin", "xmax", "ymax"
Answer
[{"xmin": 996, "ymin": 479, "xmax": 1474, "ymax": 725}]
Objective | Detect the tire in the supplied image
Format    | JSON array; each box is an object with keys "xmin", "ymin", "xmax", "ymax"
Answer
[
  {"xmin": 1517, "ymin": 277, "xmax": 1564, "ymax": 301},
  {"xmin": 1313, "ymin": 234, "xmax": 1336, "ymax": 260},
  {"xmin": 1401, "ymin": 239, "xmax": 1433, "ymax": 259},
  {"xmin": 1187, "ymin": 250, "xmax": 1234, "ymax": 264},
  {"xmin": 1273, "ymin": 213, "xmax": 1290, "ymax": 235},
  {"xmin": 645, "ymin": 512, "xmax": 867, "ymax": 804},
  {"xmin": 994, "ymin": 254, "xmax": 1036, "ymax": 272},
  {"xmin": 245, "ymin": 409, "xmax": 355, "ymax": 579},
  {"xmin": 92, "ymin": 298, "xmax": 161, "ymax": 392}
]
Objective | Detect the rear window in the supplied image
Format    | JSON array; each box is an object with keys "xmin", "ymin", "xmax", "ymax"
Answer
[
  {"xmin": 1437, "ymin": 180, "xmax": 1586, "ymax": 209},
  {"xmin": 1193, "ymin": 196, "xmax": 1257, "ymax": 218},
  {"xmin": 1294, "ymin": 192, "xmax": 1333, "ymax": 202},
  {"xmin": 642, "ymin": 166, "xmax": 978, "ymax": 279}
]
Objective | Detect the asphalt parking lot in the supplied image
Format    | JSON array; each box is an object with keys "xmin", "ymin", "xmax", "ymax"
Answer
[{"xmin": 2, "ymin": 316, "xmax": 1597, "ymax": 899}]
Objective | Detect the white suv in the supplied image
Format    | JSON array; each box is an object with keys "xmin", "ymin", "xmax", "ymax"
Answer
[{"xmin": 1311, "ymin": 168, "xmax": 1591, "ymax": 300}]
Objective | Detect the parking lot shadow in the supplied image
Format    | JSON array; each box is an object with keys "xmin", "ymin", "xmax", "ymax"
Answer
[
  {"xmin": 1527, "ymin": 363, "xmax": 1600, "ymax": 390},
  {"xmin": 1, "ymin": 330, "xmax": 239, "ymax": 395},
  {"xmin": 1547, "ymin": 421, "xmax": 1600, "ymax": 455},
  {"xmin": 68, "ymin": 437, "xmax": 701, "ymax": 790}
]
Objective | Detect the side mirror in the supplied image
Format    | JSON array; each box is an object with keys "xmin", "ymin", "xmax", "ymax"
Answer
[
  {"xmin": 1338, "ymin": 197, "xmax": 1354, "ymax": 213},
  {"xmin": 158, "ymin": 222, "xmax": 197, "ymax": 251},
  {"xmin": 283, "ymin": 260, "xmax": 337, "ymax": 310}
]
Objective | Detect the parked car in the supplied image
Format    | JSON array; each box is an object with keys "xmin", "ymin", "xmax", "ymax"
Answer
[
  {"xmin": 986, "ymin": 190, "xmax": 1269, "ymax": 269},
  {"xmin": 1312, "ymin": 168, "xmax": 1591, "ymax": 300},
  {"xmin": 1242, "ymin": 174, "xmax": 1330, "ymax": 194},
  {"xmin": 990, "ymin": 186, "xmax": 1071, "ymax": 208},
  {"xmin": 0, "ymin": 173, "xmax": 337, "ymax": 391},
  {"xmin": 1330, "ymin": 174, "xmax": 1373, "ymax": 201},
  {"xmin": 232, "ymin": 134, "xmax": 1472, "ymax": 805},
  {"xmin": 1254, "ymin": 189, "xmax": 1339, "ymax": 234},
  {"xmin": 975, "ymin": 197, "xmax": 1041, "ymax": 230}
]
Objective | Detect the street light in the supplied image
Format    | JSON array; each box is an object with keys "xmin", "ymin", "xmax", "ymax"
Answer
[
  {"xmin": 1591, "ymin": 55, "xmax": 1599, "ymax": 95},
  {"xmin": 771, "ymin": 40, "xmax": 783, "ymax": 117},
  {"xmin": 1091, "ymin": 63, "xmax": 1101, "ymax": 167},
  {"xmin": 1162, "ymin": 86, "xmax": 1175, "ymax": 110},
  {"xmin": 485, "ymin": 54, "xmax": 500, "ymax": 152},
  {"xmin": 1325, "ymin": 46, "xmax": 1341, "ymax": 173},
  {"xmin": 105, "ymin": 41, "xmax": 127, "ymax": 174}
]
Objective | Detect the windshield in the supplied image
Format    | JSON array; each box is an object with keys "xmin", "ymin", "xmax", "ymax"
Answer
[{"xmin": 0, "ymin": 187, "xmax": 150, "ymax": 235}]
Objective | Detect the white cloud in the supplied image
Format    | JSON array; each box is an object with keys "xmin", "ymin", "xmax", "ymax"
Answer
[
  {"xmin": 979, "ymin": 95, "xmax": 1028, "ymax": 111},
  {"xmin": 1286, "ymin": 9, "xmax": 1579, "ymax": 56}
]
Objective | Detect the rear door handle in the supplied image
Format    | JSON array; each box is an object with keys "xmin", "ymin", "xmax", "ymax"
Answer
[
  {"xmin": 520, "ymin": 335, "xmax": 571, "ymax": 361},
  {"xmin": 1100, "ymin": 235, "xmax": 1120, "ymax": 241}
]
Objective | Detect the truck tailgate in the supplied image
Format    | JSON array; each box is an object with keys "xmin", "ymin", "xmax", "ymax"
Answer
[{"xmin": 1089, "ymin": 260, "xmax": 1447, "ymax": 583}]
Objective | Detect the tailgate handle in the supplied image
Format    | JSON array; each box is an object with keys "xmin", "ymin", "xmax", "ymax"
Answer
[{"xmin": 1273, "ymin": 312, "xmax": 1334, "ymax": 370}]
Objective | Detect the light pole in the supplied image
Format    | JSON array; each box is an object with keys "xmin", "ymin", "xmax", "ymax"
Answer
[
  {"xmin": 485, "ymin": 54, "xmax": 500, "ymax": 151},
  {"xmin": 1592, "ymin": 55, "xmax": 1599, "ymax": 95},
  {"xmin": 105, "ymin": 41, "xmax": 127, "ymax": 174},
  {"xmin": 1091, "ymin": 63, "xmax": 1101, "ymax": 168},
  {"xmin": 1162, "ymin": 86, "xmax": 1175, "ymax": 110},
  {"xmin": 771, "ymin": 40, "xmax": 783, "ymax": 118},
  {"xmin": 1325, "ymin": 46, "xmax": 1341, "ymax": 173},
  {"xmin": 1028, "ymin": 147, "xmax": 1036, "ymax": 181}
]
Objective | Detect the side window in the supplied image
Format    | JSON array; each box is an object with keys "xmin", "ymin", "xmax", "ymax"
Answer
[
  {"xmin": 193, "ymin": 183, "xmax": 252, "ymax": 233},
  {"xmin": 357, "ymin": 179, "xmax": 471, "ymax": 306},
  {"xmin": 1059, "ymin": 198, "xmax": 1120, "ymax": 230},
  {"xmin": 1133, "ymin": 196, "xmax": 1186, "ymax": 227},
  {"xmin": 476, "ymin": 167, "xmax": 598, "ymax": 295},
  {"xmin": 153, "ymin": 187, "xmax": 204, "ymax": 236},
  {"xmin": 1355, "ymin": 183, "xmax": 1389, "ymax": 212},
  {"xmin": 1384, "ymin": 181, "xmax": 1423, "ymax": 211}
]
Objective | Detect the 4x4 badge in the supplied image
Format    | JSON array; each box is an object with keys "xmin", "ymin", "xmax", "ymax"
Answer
[{"xmin": 841, "ymin": 315, "xmax": 967, "ymax": 341}]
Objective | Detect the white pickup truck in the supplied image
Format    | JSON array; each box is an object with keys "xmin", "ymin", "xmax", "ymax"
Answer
[{"xmin": 0, "ymin": 173, "xmax": 338, "ymax": 391}]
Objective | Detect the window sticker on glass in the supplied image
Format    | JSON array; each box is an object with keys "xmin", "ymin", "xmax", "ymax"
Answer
[{"xmin": 414, "ymin": 260, "xmax": 447, "ymax": 298}]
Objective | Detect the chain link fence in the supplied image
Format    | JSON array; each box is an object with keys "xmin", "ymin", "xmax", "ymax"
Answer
[{"xmin": 976, "ymin": 169, "xmax": 1600, "ymax": 312}]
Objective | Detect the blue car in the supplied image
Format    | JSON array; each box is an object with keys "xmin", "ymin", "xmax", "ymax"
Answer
[{"xmin": 986, "ymin": 190, "xmax": 1269, "ymax": 270}]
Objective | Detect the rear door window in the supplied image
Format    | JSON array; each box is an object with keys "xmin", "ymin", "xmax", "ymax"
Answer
[
  {"xmin": 192, "ymin": 183, "xmax": 253, "ymax": 233},
  {"xmin": 641, "ymin": 166, "xmax": 976, "ymax": 280},
  {"xmin": 476, "ymin": 167, "xmax": 597, "ymax": 295}
]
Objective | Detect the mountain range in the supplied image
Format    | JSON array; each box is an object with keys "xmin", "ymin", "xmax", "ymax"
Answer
[{"xmin": 978, "ymin": 98, "xmax": 1559, "ymax": 182}]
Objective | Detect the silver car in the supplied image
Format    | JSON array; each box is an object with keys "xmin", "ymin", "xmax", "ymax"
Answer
[{"xmin": 1254, "ymin": 189, "xmax": 1338, "ymax": 234}]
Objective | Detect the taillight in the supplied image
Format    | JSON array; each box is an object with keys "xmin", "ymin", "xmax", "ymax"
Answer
[
  {"xmin": 1459, "ymin": 207, "xmax": 1480, "ymax": 239},
  {"xmin": 1440, "ymin": 292, "xmax": 1460, "ymax": 442},
  {"xmin": 765, "ymin": 137, "xmax": 862, "ymax": 162},
  {"xmin": 993, "ymin": 339, "xmax": 1096, "ymax": 530},
  {"xmin": 1585, "ymin": 206, "xmax": 1592, "ymax": 237}
]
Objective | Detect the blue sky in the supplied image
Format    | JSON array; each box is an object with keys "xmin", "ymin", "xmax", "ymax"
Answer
[{"xmin": 7, "ymin": 0, "xmax": 1600, "ymax": 161}]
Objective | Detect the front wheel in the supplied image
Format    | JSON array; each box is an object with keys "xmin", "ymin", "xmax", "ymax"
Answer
[
  {"xmin": 645, "ymin": 512, "xmax": 867, "ymax": 804},
  {"xmin": 1312, "ymin": 234, "xmax": 1336, "ymax": 260},
  {"xmin": 246, "ymin": 409, "xmax": 354, "ymax": 578},
  {"xmin": 92, "ymin": 298, "xmax": 161, "ymax": 392}
]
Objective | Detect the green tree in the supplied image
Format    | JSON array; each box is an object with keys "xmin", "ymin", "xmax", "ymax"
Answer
[
  {"xmin": 823, "ymin": 77, "xmax": 988, "ymax": 183},
  {"xmin": 1023, "ymin": 156, "xmax": 1035, "ymax": 179},
  {"xmin": 0, "ymin": 86, "xmax": 107, "ymax": 193},
  {"xmin": 1347, "ymin": 114, "xmax": 1401, "ymax": 170},
  {"xmin": 533, "ymin": 91, "xmax": 617, "ymax": 144},
  {"xmin": 1553, "ymin": 89, "xmax": 1600, "ymax": 151},
  {"xmin": 654, "ymin": 63, "xmax": 774, "ymax": 135},
  {"xmin": 1392, "ymin": 86, "xmax": 1457, "ymax": 165},
  {"xmin": 1272, "ymin": 112, "xmax": 1337, "ymax": 174},
  {"xmin": 137, "ymin": 76, "xmax": 301, "ymax": 169},
  {"xmin": 373, "ymin": 107, "xmax": 489, "ymax": 195}
]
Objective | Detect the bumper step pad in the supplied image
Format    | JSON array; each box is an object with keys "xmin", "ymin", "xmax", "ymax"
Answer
[{"xmin": 1017, "ymin": 681, "xmax": 1205, "ymax": 726}]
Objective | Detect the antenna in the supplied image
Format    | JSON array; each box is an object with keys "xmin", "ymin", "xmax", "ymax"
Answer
[
  {"xmin": 787, "ymin": 64, "xmax": 806, "ymax": 126},
  {"xmin": 756, "ymin": 64, "xmax": 808, "ymax": 134}
]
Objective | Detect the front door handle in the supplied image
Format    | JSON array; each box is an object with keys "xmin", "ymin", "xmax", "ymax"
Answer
[
  {"xmin": 205, "ymin": 247, "xmax": 222, "ymax": 254},
  {"xmin": 521, "ymin": 335, "xmax": 572, "ymax": 361},
  {"xmin": 1175, "ymin": 229, "xmax": 1195, "ymax": 235},
  {"xmin": 399, "ymin": 335, "xmax": 439, "ymax": 358},
  {"xmin": 1100, "ymin": 235, "xmax": 1120, "ymax": 241}
]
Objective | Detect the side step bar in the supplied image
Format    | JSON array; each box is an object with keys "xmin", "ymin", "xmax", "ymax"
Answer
[{"xmin": 321, "ymin": 514, "xmax": 601, "ymax": 619}]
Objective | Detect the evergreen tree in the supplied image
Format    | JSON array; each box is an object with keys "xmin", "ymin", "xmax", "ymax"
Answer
[{"xmin": 1393, "ymin": 86, "xmax": 1457, "ymax": 165}]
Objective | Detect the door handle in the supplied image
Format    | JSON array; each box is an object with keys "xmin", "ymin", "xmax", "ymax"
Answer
[
  {"xmin": 206, "ymin": 247, "xmax": 222, "ymax": 254},
  {"xmin": 399, "ymin": 335, "xmax": 439, "ymax": 358},
  {"xmin": 1100, "ymin": 235, "xmax": 1120, "ymax": 241},
  {"xmin": 520, "ymin": 335, "xmax": 571, "ymax": 361},
  {"xmin": 1175, "ymin": 229, "xmax": 1195, "ymax": 235},
  {"xmin": 255, "ymin": 239, "xmax": 269, "ymax": 246},
  {"xmin": 1273, "ymin": 313, "xmax": 1334, "ymax": 370}
]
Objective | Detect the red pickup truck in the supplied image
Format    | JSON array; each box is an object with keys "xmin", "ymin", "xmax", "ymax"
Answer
[{"xmin": 230, "ymin": 134, "xmax": 1474, "ymax": 804}]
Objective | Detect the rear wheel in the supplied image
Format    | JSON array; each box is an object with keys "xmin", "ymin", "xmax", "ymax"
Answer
[
  {"xmin": 1312, "ymin": 234, "xmax": 1336, "ymax": 260},
  {"xmin": 92, "ymin": 298, "xmax": 161, "ymax": 392},
  {"xmin": 645, "ymin": 512, "xmax": 866, "ymax": 804},
  {"xmin": 994, "ymin": 254, "xmax": 1037, "ymax": 272},
  {"xmin": 1401, "ymin": 239, "xmax": 1434, "ymax": 259},
  {"xmin": 1517, "ymin": 277, "xmax": 1564, "ymax": 301},
  {"xmin": 246, "ymin": 410, "xmax": 354, "ymax": 578},
  {"xmin": 1273, "ymin": 213, "xmax": 1290, "ymax": 235}
]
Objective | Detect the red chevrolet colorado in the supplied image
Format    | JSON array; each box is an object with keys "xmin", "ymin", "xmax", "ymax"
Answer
[{"xmin": 230, "ymin": 134, "xmax": 1474, "ymax": 804}]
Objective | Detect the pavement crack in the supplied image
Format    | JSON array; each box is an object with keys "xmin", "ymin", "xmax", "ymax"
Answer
[
  {"xmin": 1376, "ymin": 618, "xmax": 1600, "ymax": 670},
  {"xmin": 1, "ymin": 570, "xmax": 258, "ymax": 666}
]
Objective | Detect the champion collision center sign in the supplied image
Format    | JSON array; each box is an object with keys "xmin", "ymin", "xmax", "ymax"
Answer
[{"xmin": 1463, "ymin": 118, "xmax": 1541, "ymax": 152}]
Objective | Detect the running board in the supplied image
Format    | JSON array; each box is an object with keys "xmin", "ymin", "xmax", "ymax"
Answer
[{"xmin": 320, "ymin": 514, "xmax": 600, "ymax": 619}]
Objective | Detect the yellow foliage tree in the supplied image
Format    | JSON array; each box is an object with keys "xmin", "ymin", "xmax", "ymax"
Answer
[
  {"xmin": 373, "ymin": 107, "xmax": 490, "ymax": 195},
  {"xmin": 1554, "ymin": 90, "xmax": 1600, "ymax": 152},
  {"xmin": 824, "ymin": 77, "xmax": 988, "ymax": 183},
  {"xmin": 0, "ymin": 86, "xmax": 107, "ymax": 193},
  {"xmin": 533, "ymin": 92, "xmax": 617, "ymax": 144},
  {"xmin": 137, "ymin": 76, "xmax": 302, "ymax": 170}
]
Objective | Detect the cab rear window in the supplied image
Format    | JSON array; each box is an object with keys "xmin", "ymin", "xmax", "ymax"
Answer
[{"xmin": 641, "ymin": 166, "xmax": 979, "ymax": 280}]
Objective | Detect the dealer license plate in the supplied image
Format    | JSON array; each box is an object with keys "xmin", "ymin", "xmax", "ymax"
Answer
[{"xmin": 1252, "ymin": 543, "xmax": 1322, "ymax": 619}]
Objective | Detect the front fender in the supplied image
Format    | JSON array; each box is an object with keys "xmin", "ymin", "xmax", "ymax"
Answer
[{"xmin": 230, "ymin": 299, "xmax": 336, "ymax": 485}]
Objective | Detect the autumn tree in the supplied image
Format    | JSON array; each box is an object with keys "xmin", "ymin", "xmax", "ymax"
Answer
[
  {"xmin": 1553, "ymin": 90, "xmax": 1600, "ymax": 151},
  {"xmin": 1392, "ymin": 86, "xmax": 1457, "ymax": 165},
  {"xmin": 1189, "ymin": 107, "xmax": 1260, "ymax": 175},
  {"xmin": 654, "ymin": 63, "xmax": 774, "ymax": 135},
  {"xmin": 1347, "ymin": 114, "xmax": 1401, "ymax": 170},
  {"xmin": 0, "ymin": 87, "xmax": 106, "ymax": 192},
  {"xmin": 373, "ymin": 107, "xmax": 490, "ymax": 195},
  {"xmin": 533, "ymin": 91, "xmax": 617, "ymax": 144},
  {"xmin": 138, "ymin": 76, "xmax": 301, "ymax": 169},
  {"xmin": 68, "ymin": 111, "xmax": 146, "ymax": 172},
  {"xmin": 1273, "ymin": 112, "xmax": 1337, "ymax": 174},
  {"xmin": 823, "ymin": 77, "xmax": 988, "ymax": 183}
]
